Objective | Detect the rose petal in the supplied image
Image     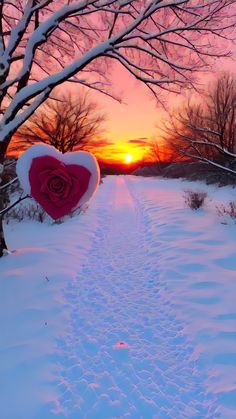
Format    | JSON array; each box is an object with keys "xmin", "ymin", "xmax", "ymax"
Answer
[
  {"xmin": 29, "ymin": 156, "xmax": 92, "ymax": 219},
  {"xmin": 38, "ymin": 169, "xmax": 55, "ymax": 183},
  {"xmin": 69, "ymin": 177, "xmax": 80, "ymax": 197},
  {"xmin": 49, "ymin": 177, "xmax": 65, "ymax": 193},
  {"xmin": 49, "ymin": 168, "xmax": 72, "ymax": 184}
]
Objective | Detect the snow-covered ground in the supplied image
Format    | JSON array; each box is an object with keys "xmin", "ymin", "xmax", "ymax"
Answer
[{"xmin": 1, "ymin": 176, "xmax": 236, "ymax": 419}]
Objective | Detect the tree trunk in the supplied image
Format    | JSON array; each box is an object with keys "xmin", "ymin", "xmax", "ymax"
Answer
[
  {"xmin": 0, "ymin": 217, "xmax": 7, "ymax": 257},
  {"xmin": 0, "ymin": 139, "xmax": 11, "ymax": 257}
]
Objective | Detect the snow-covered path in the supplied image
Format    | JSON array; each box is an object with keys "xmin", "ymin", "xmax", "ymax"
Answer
[
  {"xmin": 1, "ymin": 176, "xmax": 236, "ymax": 418},
  {"xmin": 57, "ymin": 177, "xmax": 218, "ymax": 418}
]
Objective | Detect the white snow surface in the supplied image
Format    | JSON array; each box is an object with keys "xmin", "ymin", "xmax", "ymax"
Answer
[{"xmin": 1, "ymin": 176, "xmax": 236, "ymax": 419}]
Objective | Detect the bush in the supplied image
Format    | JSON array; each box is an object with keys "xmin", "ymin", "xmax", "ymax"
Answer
[
  {"xmin": 0, "ymin": 172, "xmax": 14, "ymax": 214},
  {"xmin": 0, "ymin": 159, "xmax": 18, "ymax": 213},
  {"xmin": 4, "ymin": 198, "xmax": 85, "ymax": 224},
  {"xmin": 216, "ymin": 201, "xmax": 236, "ymax": 222},
  {"xmin": 0, "ymin": 183, "xmax": 10, "ymax": 210},
  {"xmin": 183, "ymin": 189, "xmax": 208, "ymax": 210},
  {"xmin": 4, "ymin": 201, "xmax": 47, "ymax": 224}
]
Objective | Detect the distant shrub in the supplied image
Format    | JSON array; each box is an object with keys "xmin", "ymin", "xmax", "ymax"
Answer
[
  {"xmin": 216, "ymin": 201, "xmax": 236, "ymax": 222},
  {"xmin": 183, "ymin": 189, "xmax": 208, "ymax": 210}
]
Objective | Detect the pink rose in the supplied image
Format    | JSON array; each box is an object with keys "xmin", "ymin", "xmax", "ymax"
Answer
[{"xmin": 29, "ymin": 155, "xmax": 91, "ymax": 219}]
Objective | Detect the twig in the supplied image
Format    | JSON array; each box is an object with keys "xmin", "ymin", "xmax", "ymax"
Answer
[
  {"xmin": 0, "ymin": 195, "xmax": 31, "ymax": 217},
  {"xmin": 0, "ymin": 177, "xmax": 18, "ymax": 190}
]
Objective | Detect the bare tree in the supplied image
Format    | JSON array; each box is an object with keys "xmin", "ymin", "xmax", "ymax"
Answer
[
  {"xmin": 151, "ymin": 136, "xmax": 180, "ymax": 168},
  {"xmin": 11, "ymin": 92, "xmax": 105, "ymax": 154},
  {"xmin": 0, "ymin": 0, "xmax": 235, "ymax": 255},
  {"xmin": 164, "ymin": 73, "xmax": 236, "ymax": 174},
  {"xmin": 151, "ymin": 139, "xmax": 164, "ymax": 166},
  {"xmin": 209, "ymin": 73, "xmax": 236, "ymax": 155}
]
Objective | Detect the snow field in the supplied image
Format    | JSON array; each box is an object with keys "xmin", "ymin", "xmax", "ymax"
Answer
[{"xmin": 0, "ymin": 176, "xmax": 236, "ymax": 418}]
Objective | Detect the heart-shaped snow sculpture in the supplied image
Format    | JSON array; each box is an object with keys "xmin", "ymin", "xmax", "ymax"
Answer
[{"xmin": 16, "ymin": 144, "xmax": 100, "ymax": 220}]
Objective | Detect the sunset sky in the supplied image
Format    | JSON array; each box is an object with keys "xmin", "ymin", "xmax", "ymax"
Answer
[
  {"xmin": 71, "ymin": 56, "xmax": 235, "ymax": 165},
  {"xmin": 11, "ymin": 56, "xmax": 234, "ymax": 164},
  {"xmin": 70, "ymin": 62, "xmax": 162, "ymax": 164},
  {"xmin": 10, "ymin": 50, "xmax": 235, "ymax": 165}
]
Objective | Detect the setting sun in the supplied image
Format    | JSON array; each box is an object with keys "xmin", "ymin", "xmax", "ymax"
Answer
[{"xmin": 125, "ymin": 154, "xmax": 133, "ymax": 164}]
